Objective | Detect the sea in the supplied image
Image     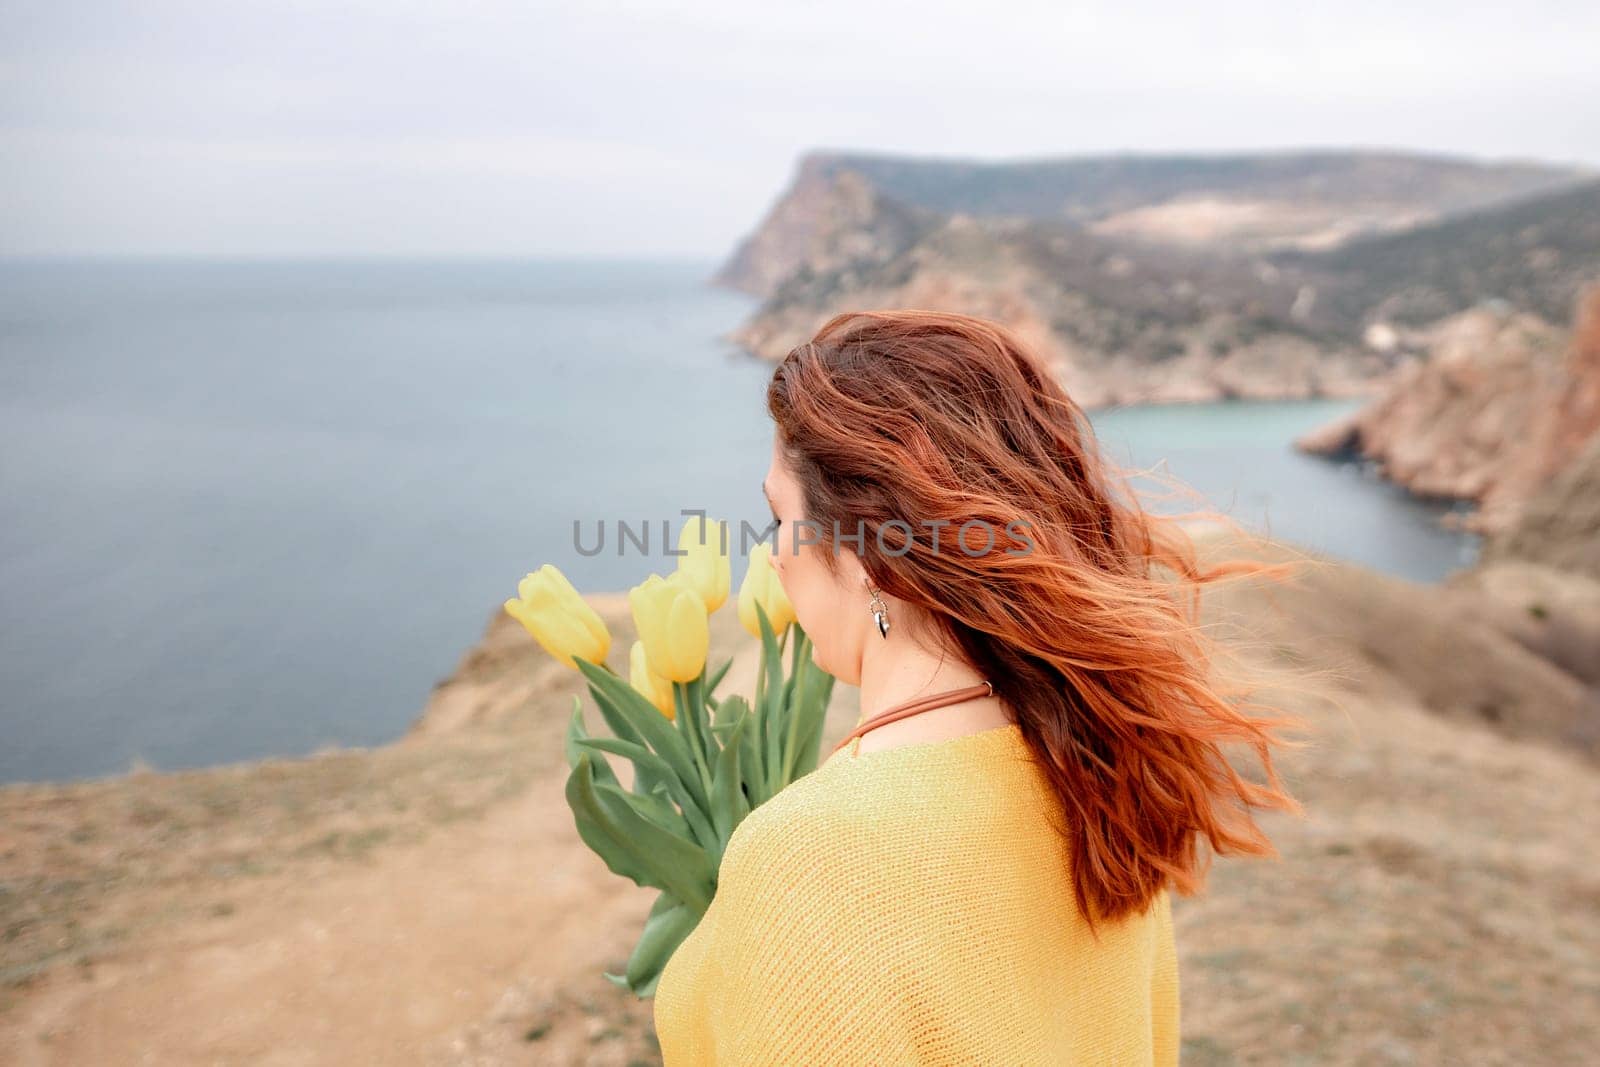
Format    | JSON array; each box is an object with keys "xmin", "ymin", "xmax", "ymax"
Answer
[{"xmin": 0, "ymin": 258, "xmax": 1479, "ymax": 786}]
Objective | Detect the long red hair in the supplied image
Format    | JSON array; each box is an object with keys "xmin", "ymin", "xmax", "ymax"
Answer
[{"xmin": 767, "ymin": 309, "xmax": 1322, "ymax": 935}]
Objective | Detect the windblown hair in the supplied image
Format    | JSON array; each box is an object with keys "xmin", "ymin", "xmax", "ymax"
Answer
[{"xmin": 767, "ymin": 309, "xmax": 1325, "ymax": 935}]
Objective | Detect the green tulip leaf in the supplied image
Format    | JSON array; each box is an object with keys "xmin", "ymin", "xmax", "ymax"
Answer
[
  {"xmin": 790, "ymin": 666, "xmax": 836, "ymax": 778},
  {"xmin": 625, "ymin": 782, "xmax": 693, "ymax": 839},
  {"xmin": 572, "ymin": 736, "xmax": 718, "ymax": 850},
  {"xmin": 755, "ymin": 601, "xmax": 787, "ymax": 789},
  {"xmin": 738, "ymin": 697, "xmax": 769, "ymax": 807},
  {"xmin": 568, "ymin": 752, "xmax": 713, "ymax": 913},
  {"xmin": 709, "ymin": 713, "xmax": 751, "ymax": 847},
  {"xmin": 571, "ymin": 655, "xmax": 648, "ymax": 748},
  {"xmin": 566, "ymin": 756, "xmax": 658, "ymax": 889},
  {"xmin": 674, "ymin": 675, "xmax": 714, "ymax": 781},
  {"xmin": 705, "ymin": 654, "xmax": 735, "ymax": 699},
  {"xmin": 573, "ymin": 658, "xmax": 711, "ymax": 814},
  {"xmin": 712, "ymin": 693, "xmax": 749, "ymax": 731},
  {"xmin": 565, "ymin": 699, "xmax": 621, "ymax": 791},
  {"xmin": 624, "ymin": 891, "xmax": 702, "ymax": 996}
]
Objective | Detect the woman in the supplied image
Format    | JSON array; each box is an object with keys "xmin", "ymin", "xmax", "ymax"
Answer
[{"xmin": 652, "ymin": 309, "xmax": 1308, "ymax": 1064}]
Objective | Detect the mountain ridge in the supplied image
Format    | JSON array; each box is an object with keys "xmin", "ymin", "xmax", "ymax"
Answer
[{"xmin": 716, "ymin": 147, "xmax": 1592, "ymax": 296}]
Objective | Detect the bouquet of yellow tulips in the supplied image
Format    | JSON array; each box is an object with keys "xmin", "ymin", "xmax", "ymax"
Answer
[{"xmin": 503, "ymin": 516, "xmax": 835, "ymax": 996}]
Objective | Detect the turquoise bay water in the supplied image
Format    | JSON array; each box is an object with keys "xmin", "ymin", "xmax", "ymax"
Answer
[{"xmin": 0, "ymin": 259, "xmax": 1476, "ymax": 785}]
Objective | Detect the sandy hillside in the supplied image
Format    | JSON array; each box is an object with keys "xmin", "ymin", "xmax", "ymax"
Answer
[{"xmin": 2, "ymin": 531, "xmax": 1597, "ymax": 1066}]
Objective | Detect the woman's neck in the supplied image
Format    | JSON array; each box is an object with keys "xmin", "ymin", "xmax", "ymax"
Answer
[{"xmin": 856, "ymin": 639, "xmax": 1007, "ymax": 729}]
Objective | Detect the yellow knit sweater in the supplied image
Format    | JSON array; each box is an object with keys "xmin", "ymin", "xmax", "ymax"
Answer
[{"xmin": 652, "ymin": 721, "xmax": 1180, "ymax": 1064}]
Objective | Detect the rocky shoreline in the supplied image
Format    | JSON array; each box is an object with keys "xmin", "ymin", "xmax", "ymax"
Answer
[{"xmin": 1295, "ymin": 285, "xmax": 1600, "ymax": 536}]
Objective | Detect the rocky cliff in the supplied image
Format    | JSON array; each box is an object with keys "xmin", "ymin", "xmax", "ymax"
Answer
[
  {"xmin": 712, "ymin": 165, "xmax": 936, "ymax": 301},
  {"xmin": 1478, "ymin": 433, "xmax": 1600, "ymax": 583},
  {"xmin": 727, "ymin": 207, "xmax": 1392, "ymax": 409},
  {"xmin": 712, "ymin": 151, "xmax": 1595, "ymax": 411},
  {"xmin": 1296, "ymin": 283, "xmax": 1600, "ymax": 535},
  {"xmin": 718, "ymin": 149, "xmax": 1587, "ymax": 298}
]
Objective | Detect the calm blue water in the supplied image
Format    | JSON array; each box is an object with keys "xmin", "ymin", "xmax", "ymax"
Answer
[{"xmin": 0, "ymin": 259, "xmax": 1477, "ymax": 785}]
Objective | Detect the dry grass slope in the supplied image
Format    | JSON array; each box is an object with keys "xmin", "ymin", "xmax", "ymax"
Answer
[{"xmin": 2, "ymin": 531, "xmax": 1595, "ymax": 1065}]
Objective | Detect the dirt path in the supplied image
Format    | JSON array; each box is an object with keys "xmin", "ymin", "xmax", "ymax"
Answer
[
  {"xmin": 1, "ymin": 596, "xmax": 782, "ymax": 1066},
  {"xmin": 3, "ymin": 762, "xmax": 668, "ymax": 1066}
]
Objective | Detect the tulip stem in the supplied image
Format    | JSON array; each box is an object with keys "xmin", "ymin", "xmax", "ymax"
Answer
[
  {"xmin": 753, "ymin": 645, "xmax": 769, "ymax": 795},
  {"xmin": 674, "ymin": 677, "xmax": 714, "ymax": 796},
  {"xmin": 783, "ymin": 631, "xmax": 809, "ymax": 780},
  {"xmin": 692, "ymin": 671, "xmax": 715, "ymax": 793}
]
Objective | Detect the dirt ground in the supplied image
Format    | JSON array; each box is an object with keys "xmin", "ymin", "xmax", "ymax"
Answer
[{"xmin": 2, "ymin": 532, "xmax": 1597, "ymax": 1065}]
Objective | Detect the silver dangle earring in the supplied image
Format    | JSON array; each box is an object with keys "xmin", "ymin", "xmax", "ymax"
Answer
[{"xmin": 866, "ymin": 583, "xmax": 890, "ymax": 640}]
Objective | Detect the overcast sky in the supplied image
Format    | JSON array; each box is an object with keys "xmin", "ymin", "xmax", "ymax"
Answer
[{"xmin": 2, "ymin": 1, "xmax": 1595, "ymax": 259}]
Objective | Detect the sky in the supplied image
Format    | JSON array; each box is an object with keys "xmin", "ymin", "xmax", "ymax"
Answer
[{"xmin": 1, "ymin": 0, "xmax": 1596, "ymax": 259}]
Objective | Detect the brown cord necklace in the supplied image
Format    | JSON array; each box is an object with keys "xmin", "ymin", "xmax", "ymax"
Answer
[{"xmin": 829, "ymin": 680, "xmax": 995, "ymax": 757}]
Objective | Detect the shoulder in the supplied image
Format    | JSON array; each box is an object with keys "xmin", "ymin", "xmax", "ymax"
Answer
[
  {"xmin": 699, "ymin": 776, "xmax": 974, "ymax": 1059},
  {"xmin": 715, "ymin": 765, "xmax": 889, "ymax": 893},
  {"xmin": 727, "ymin": 736, "xmax": 1048, "ymax": 877},
  {"xmin": 715, "ymin": 752, "xmax": 1048, "ymax": 948},
  {"xmin": 694, "ymin": 757, "xmax": 1104, "ymax": 1062}
]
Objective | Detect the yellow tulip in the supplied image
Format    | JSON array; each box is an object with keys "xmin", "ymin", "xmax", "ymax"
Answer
[
  {"xmin": 502, "ymin": 564, "xmax": 611, "ymax": 671},
  {"xmin": 629, "ymin": 640, "xmax": 676, "ymax": 719},
  {"xmin": 673, "ymin": 515, "xmax": 731, "ymax": 614},
  {"xmin": 737, "ymin": 542, "xmax": 796, "ymax": 639},
  {"xmin": 628, "ymin": 572, "xmax": 710, "ymax": 683}
]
